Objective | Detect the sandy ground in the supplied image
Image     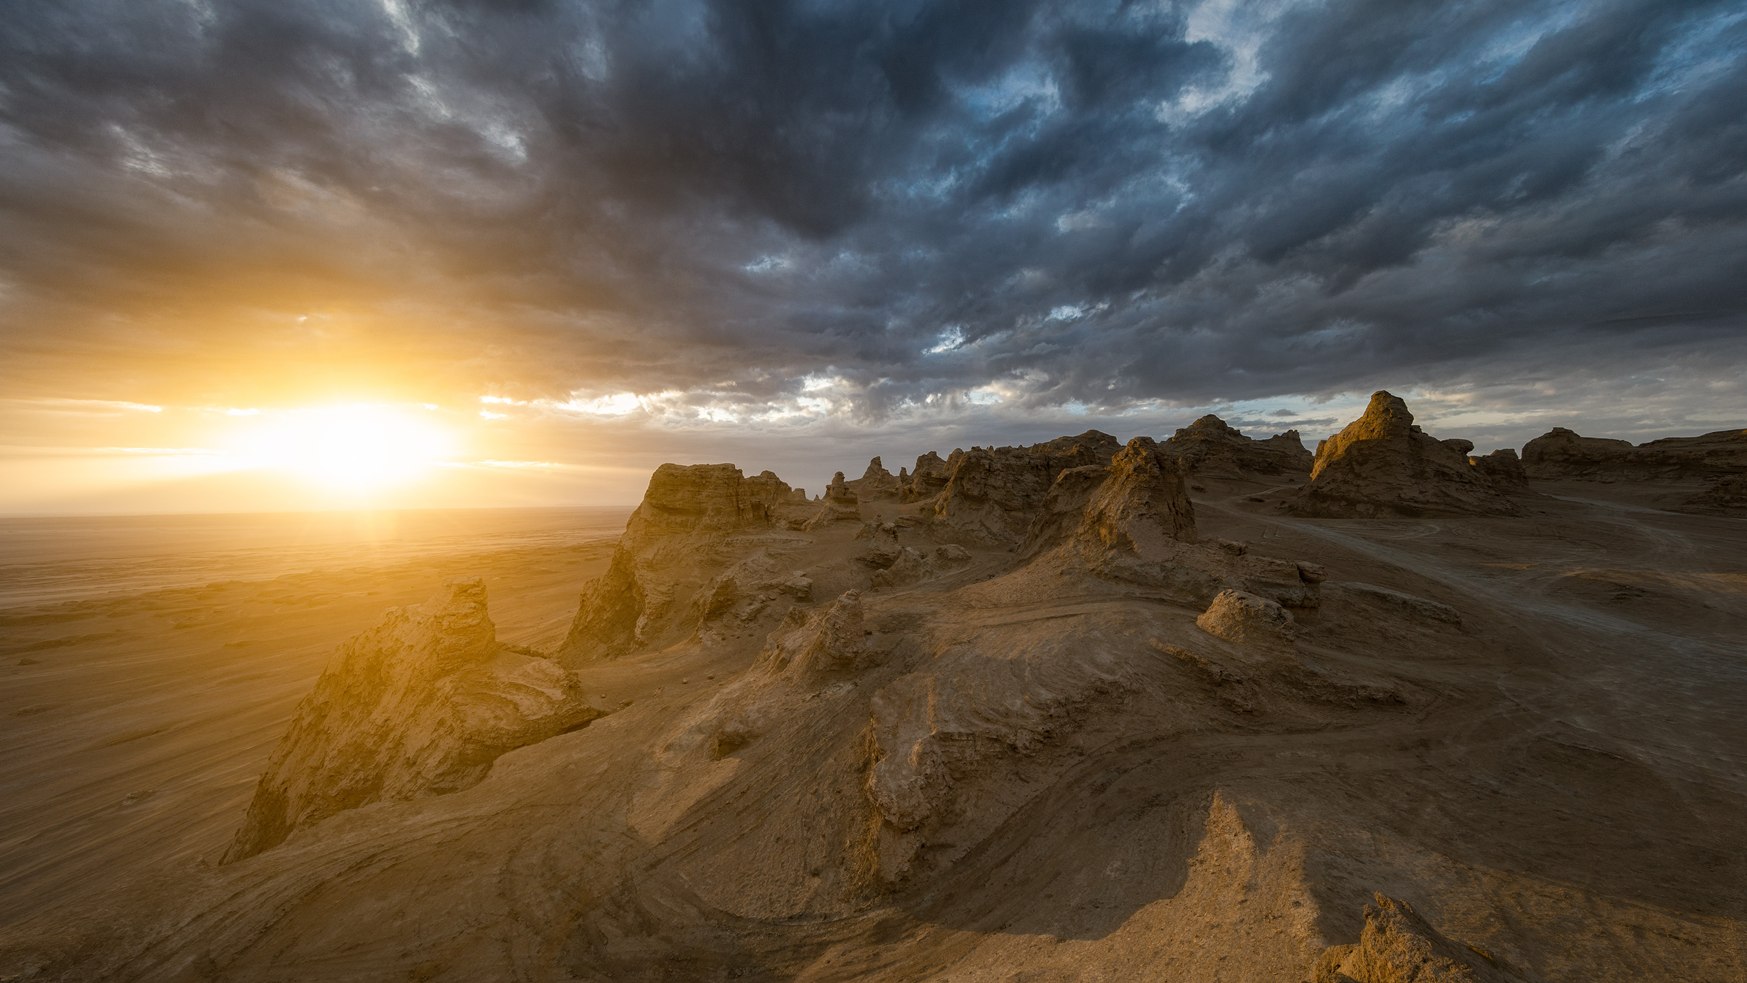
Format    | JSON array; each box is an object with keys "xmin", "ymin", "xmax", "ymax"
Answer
[
  {"xmin": 1, "ymin": 481, "xmax": 1744, "ymax": 981},
  {"xmin": 0, "ymin": 507, "xmax": 628, "ymax": 926}
]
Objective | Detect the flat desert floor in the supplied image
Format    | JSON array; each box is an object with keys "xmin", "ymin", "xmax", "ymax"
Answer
[{"xmin": 0, "ymin": 507, "xmax": 629, "ymax": 927}]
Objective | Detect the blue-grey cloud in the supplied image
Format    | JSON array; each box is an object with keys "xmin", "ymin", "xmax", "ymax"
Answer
[{"xmin": 1, "ymin": 0, "xmax": 1744, "ymax": 430}]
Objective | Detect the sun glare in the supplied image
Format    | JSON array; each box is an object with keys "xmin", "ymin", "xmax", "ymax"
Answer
[{"xmin": 239, "ymin": 405, "xmax": 453, "ymax": 490}]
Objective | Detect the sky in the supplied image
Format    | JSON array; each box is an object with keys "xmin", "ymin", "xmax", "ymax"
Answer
[{"xmin": 1, "ymin": 0, "xmax": 1744, "ymax": 513}]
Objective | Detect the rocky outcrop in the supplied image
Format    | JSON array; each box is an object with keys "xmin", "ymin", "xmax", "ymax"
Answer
[
  {"xmin": 1315, "ymin": 894, "xmax": 1543, "ymax": 982},
  {"xmin": 1027, "ymin": 436, "xmax": 1197, "ymax": 553},
  {"xmin": 562, "ymin": 464, "xmax": 804, "ymax": 662},
  {"xmin": 1196, "ymin": 589, "xmax": 1298, "ymax": 646},
  {"xmin": 846, "ymin": 457, "xmax": 901, "ymax": 501},
  {"xmin": 225, "ymin": 580, "xmax": 599, "ymax": 862},
  {"xmin": 899, "ymin": 451, "xmax": 952, "ymax": 503},
  {"xmin": 1522, "ymin": 426, "xmax": 1747, "ymax": 481},
  {"xmin": 1167, "ymin": 414, "xmax": 1315, "ymax": 478},
  {"xmin": 1679, "ymin": 474, "xmax": 1747, "ymax": 514},
  {"xmin": 1467, "ymin": 448, "xmax": 1529, "ymax": 493},
  {"xmin": 930, "ymin": 431, "xmax": 1122, "ymax": 545},
  {"xmin": 1290, "ymin": 392, "xmax": 1521, "ymax": 517}
]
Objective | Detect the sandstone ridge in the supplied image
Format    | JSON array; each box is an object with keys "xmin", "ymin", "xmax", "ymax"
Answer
[
  {"xmin": 1522, "ymin": 425, "xmax": 1747, "ymax": 481},
  {"xmin": 225, "ymin": 579, "xmax": 601, "ymax": 862}
]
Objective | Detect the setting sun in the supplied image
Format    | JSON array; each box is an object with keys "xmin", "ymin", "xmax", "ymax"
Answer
[{"xmin": 235, "ymin": 405, "xmax": 453, "ymax": 490}]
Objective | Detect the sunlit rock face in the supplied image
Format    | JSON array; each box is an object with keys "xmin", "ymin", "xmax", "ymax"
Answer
[
  {"xmin": 1289, "ymin": 391, "xmax": 1521, "ymax": 517},
  {"xmin": 225, "ymin": 579, "xmax": 599, "ymax": 862},
  {"xmin": 1521, "ymin": 426, "xmax": 1747, "ymax": 481},
  {"xmin": 1166, "ymin": 414, "xmax": 1314, "ymax": 479}
]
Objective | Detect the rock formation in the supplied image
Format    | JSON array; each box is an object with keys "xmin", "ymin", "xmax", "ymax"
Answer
[
  {"xmin": 1167, "ymin": 414, "xmax": 1315, "ymax": 477},
  {"xmin": 1680, "ymin": 473, "xmax": 1747, "ymax": 514},
  {"xmin": 928, "ymin": 430, "xmax": 1122, "ymax": 545},
  {"xmin": 1467, "ymin": 447, "xmax": 1530, "ymax": 493},
  {"xmin": 1314, "ymin": 894, "xmax": 1543, "ymax": 982},
  {"xmin": 845, "ymin": 457, "xmax": 901, "ymax": 501},
  {"xmin": 561, "ymin": 463, "xmax": 813, "ymax": 662},
  {"xmin": 17, "ymin": 414, "xmax": 1745, "ymax": 983},
  {"xmin": 225, "ymin": 579, "xmax": 600, "ymax": 862},
  {"xmin": 1290, "ymin": 391, "xmax": 1522, "ymax": 517},
  {"xmin": 1521, "ymin": 426, "xmax": 1747, "ymax": 481}
]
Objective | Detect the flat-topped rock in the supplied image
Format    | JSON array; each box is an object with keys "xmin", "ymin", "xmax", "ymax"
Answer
[{"xmin": 1522, "ymin": 426, "xmax": 1747, "ymax": 481}]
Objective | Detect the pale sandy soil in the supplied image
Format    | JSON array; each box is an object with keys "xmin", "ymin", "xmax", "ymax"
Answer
[{"xmin": 0, "ymin": 508, "xmax": 629, "ymax": 927}]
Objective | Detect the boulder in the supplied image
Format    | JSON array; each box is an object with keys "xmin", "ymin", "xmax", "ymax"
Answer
[
  {"xmin": 225, "ymin": 580, "xmax": 599, "ymax": 862},
  {"xmin": 1289, "ymin": 392, "xmax": 1521, "ymax": 517},
  {"xmin": 1196, "ymin": 589, "xmax": 1296, "ymax": 645},
  {"xmin": 1167, "ymin": 414, "xmax": 1315, "ymax": 478}
]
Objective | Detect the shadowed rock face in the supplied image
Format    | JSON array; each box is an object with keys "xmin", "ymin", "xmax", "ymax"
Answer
[
  {"xmin": 1290, "ymin": 391, "xmax": 1521, "ymax": 517},
  {"xmin": 1680, "ymin": 473, "xmax": 1747, "ymax": 514},
  {"xmin": 1522, "ymin": 426, "xmax": 1747, "ymax": 481},
  {"xmin": 1468, "ymin": 447, "xmax": 1529, "ymax": 492},
  {"xmin": 225, "ymin": 580, "xmax": 600, "ymax": 863},
  {"xmin": 929, "ymin": 430, "xmax": 1121, "ymax": 545},
  {"xmin": 1167, "ymin": 414, "xmax": 1314, "ymax": 478}
]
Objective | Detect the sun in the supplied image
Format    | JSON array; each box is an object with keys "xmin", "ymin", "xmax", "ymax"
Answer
[{"xmin": 241, "ymin": 405, "xmax": 454, "ymax": 491}]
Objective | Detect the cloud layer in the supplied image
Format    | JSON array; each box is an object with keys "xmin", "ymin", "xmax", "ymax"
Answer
[{"xmin": 2, "ymin": 0, "xmax": 1744, "ymax": 475}]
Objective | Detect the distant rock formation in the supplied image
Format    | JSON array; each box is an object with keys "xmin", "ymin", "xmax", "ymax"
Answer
[
  {"xmin": 845, "ymin": 457, "xmax": 901, "ymax": 501},
  {"xmin": 1289, "ymin": 391, "xmax": 1521, "ymax": 517},
  {"xmin": 561, "ymin": 463, "xmax": 806, "ymax": 662},
  {"xmin": 927, "ymin": 430, "xmax": 1121, "ymax": 545},
  {"xmin": 1522, "ymin": 426, "xmax": 1747, "ymax": 481},
  {"xmin": 1679, "ymin": 474, "xmax": 1747, "ymax": 514},
  {"xmin": 1314, "ymin": 894, "xmax": 1543, "ymax": 982},
  {"xmin": 1166, "ymin": 414, "xmax": 1314, "ymax": 478},
  {"xmin": 1467, "ymin": 447, "xmax": 1530, "ymax": 493},
  {"xmin": 900, "ymin": 451, "xmax": 952, "ymax": 503},
  {"xmin": 225, "ymin": 580, "xmax": 600, "ymax": 862}
]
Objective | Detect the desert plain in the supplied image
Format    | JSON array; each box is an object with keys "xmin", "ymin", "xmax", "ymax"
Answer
[{"xmin": 1, "ymin": 393, "xmax": 1745, "ymax": 982}]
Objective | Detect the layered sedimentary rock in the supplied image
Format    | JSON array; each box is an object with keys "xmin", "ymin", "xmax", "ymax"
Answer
[
  {"xmin": 1314, "ymin": 894, "xmax": 1543, "ymax": 982},
  {"xmin": 1167, "ymin": 414, "xmax": 1315, "ymax": 478},
  {"xmin": 1468, "ymin": 447, "xmax": 1530, "ymax": 493},
  {"xmin": 225, "ymin": 579, "xmax": 599, "ymax": 862},
  {"xmin": 561, "ymin": 463, "xmax": 809, "ymax": 662},
  {"xmin": 845, "ymin": 457, "xmax": 901, "ymax": 501},
  {"xmin": 928, "ymin": 430, "xmax": 1122, "ymax": 544},
  {"xmin": 1522, "ymin": 427, "xmax": 1747, "ymax": 480},
  {"xmin": 1290, "ymin": 391, "xmax": 1521, "ymax": 517},
  {"xmin": 20, "ymin": 415, "xmax": 1742, "ymax": 983},
  {"xmin": 1680, "ymin": 474, "xmax": 1747, "ymax": 514}
]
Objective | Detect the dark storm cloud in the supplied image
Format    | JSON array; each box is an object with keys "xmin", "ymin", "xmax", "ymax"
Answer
[{"xmin": 2, "ymin": 0, "xmax": 1744, "ymax": 418}]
